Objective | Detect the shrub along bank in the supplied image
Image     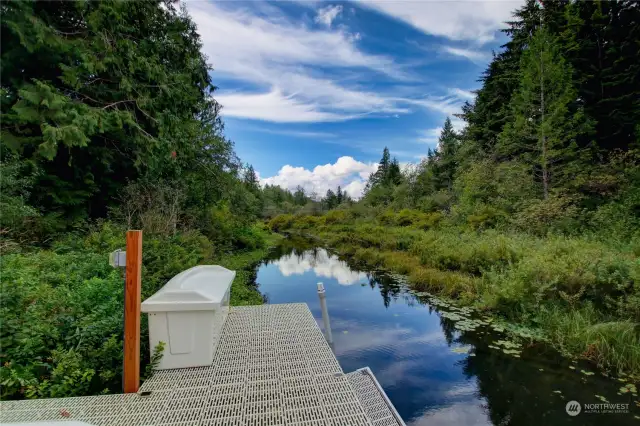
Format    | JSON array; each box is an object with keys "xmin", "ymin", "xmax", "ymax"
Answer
[
  {"xmin": 269, "ymin": 210, "xmax": 640, "ymax": 376},
  {"xmin": 0, "ymin": 222, "xmax": 279, "ymax": 400}
]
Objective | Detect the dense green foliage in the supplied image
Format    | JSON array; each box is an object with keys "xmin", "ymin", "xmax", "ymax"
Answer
[
  {"xmin": 267, "ymin": 0, "xmax": 640, "ymax": 376},
  {"xmin": 261, "ymin": 183, "xmax": 353, "ymax": 218},
  {"xmin": 0, "ymin": 0, "xmax": 277, "ymax": 400},
  {"xmin": 0, "ymin": 223, "xmax": 278, "ymax": 399},
  {"xmin": 1, "ymin": 0, "xmax": 263, "ymax": 245},
  {"xmin": 351, "ymin": 0, "xmax": 640, "ymax": 241}
]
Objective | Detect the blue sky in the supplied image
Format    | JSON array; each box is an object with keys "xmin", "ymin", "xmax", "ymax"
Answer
[{"xmin": 186, "ymin": 0, "xmax": 522, "ymax": 198}]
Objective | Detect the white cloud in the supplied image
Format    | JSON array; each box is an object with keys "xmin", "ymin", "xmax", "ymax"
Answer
[
  {"xmin": 403, "ymin": 95, "xmax": 464, "ymax": 116},
  {"xmin": 442, "ymin": 46, "xmax": 492, "ymax": 63},
  {"xmin": 260, "ymin": 156, "xmax": 378, "ymax": 199},
  {"xmin": 245, "ymin": 127, "xmax": 337, "ymax": 138},
  {"xmin": 275, "ymin": 249, "xmax": 367, "ymax": 285},
  {"xmin": 448, "ymin": 88, "xmax": 476, "ymax": 101},
  {"xmin": 414, "ymin": 87, "xmax": 470, "ymax": 145},
  {"xmin": 418, "ymin": 127, "xmax": 442, "ymax": 146},
  {"xmin": 315, "ymin": 5, "xmax": 343, "ymax": 27},
  {"xmin": 359, "ymin": 0, "xmax": 522, "ymax": 43},
  {"xmin": 410, "ymin": 401, "xmax": 490, "ymax": 426},
  {"xmin": 185, "ymin": 1, "xmax": 412, "ymax": 122},
  {"xmin": 216, "ymin": 89, "xmax": 349, "ymax": 123}
]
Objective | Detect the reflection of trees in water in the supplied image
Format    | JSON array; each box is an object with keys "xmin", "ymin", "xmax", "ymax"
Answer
[
  {"xmin": 264, "ymin": 239, "xmax": 637, "ymax": 426},
  {"xmin": 367, "ymin": 272, "xmax": 403, "ymax": 308},
  {"xmin": 262, "ymin": 236, "xmax": 318, "ymax": 264},
  {"xmin": 442, "ymin": 319, "xmax": 635, "ymax": 426}
]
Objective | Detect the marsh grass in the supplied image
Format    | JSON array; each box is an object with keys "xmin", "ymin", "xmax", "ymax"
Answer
[
  {"xmin": 536, "ymin": 304, "xmax": 640, "ymax": 374},
  {"xmin": 270, "ymin": 212, "xmax": 640, "ymax": 375}
]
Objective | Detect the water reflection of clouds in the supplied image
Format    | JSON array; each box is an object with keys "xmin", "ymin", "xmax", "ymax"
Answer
[
  {"xmin": 274, "ymin": 249, "xmax": 367, "ymax": 285},
  {"xmin": 408, "ymin": 401, "xmax": 490, "ymax": 426},
  {"xmin": 333, "ymin": 325, "xmax": 414, "ymax": 357}
]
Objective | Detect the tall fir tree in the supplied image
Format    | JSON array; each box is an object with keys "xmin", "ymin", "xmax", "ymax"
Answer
[
  {"xmin": 433, "ymin": 117, "xmax": 460, "ymax": 190},
  {"xmin": 498, "ymin": 26, "xmax": 594, "ymax": 199},
  {"xmin": 324, "ymin": 189, "xmax": 337, "ymax": 210},
  {"xmin": 243, "ymin": 164, "xmax": 260, "ymax": 193},
  {"xmin": 387, "ymin": 158, "xmax": 403, "ymax": 186},
  {"xmin": 367, "ymin": 147, "xmax": 391, "ymax": 190}
]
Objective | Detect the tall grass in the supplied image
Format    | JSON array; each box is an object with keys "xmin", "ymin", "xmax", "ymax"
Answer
[{"xmin": 269, "ymin": 210, "xmax": 640, "ymax": 375}]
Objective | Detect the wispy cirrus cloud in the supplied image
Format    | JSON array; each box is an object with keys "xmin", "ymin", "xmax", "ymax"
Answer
[
  {"xmin": 185, "ymin": 1, "xmax": 414, "ymax": 123},
  {"xmin": 315, "ymin": 4, "xmax": 343, "ymax": 28},
  {"xmin": 358, "ymin": 0, "xmax": 521, "ymax": 44},
  {"xmin": 442, "ymin": 46, "xmax": 492, "ymax": 64},
  {"xmin": 448, "ymin": 88, "xmax": 476, "ymax": 101},
  {"xmin": 242, "ymin": 126, "xmax": 337, "ymax": 139}
]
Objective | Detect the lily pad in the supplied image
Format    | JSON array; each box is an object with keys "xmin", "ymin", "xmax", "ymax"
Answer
[
  {"xmin": 580, "ymin": 370, "xmax": 595, "ymax": 376},
  {"xmin": 451, "ymin": 346, "xmax": 471, "ymax": 354},
  {"xmin": 569, "ymin": 366, "xmax": 576, "ymax": 370}
]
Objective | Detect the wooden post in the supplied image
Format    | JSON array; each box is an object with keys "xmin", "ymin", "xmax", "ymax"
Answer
[{"xmin": 124, "ymin": 230, "xmax": 142, "ymax": 393}]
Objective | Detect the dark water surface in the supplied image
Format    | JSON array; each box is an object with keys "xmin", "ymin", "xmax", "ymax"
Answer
[{"xmin": 254, "ymin": 239, "xmax": 638, "ymax": 426}]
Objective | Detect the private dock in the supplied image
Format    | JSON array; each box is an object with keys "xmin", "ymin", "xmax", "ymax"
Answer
[{"xmin": 0, "ymin": 303, "xmax": 405, "ymax": 426}]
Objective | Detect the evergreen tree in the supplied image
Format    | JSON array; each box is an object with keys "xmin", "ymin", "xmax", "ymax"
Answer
[
  {"xmin": 243, "ymin": 164, "xmax": 260, "ymax": 193},
  {"xmin": 336, "ymin": 186, "xmax": 343, "ymax": 205},
  {"xmin": 365, "ymin": 147, "xmax": 404, "ymax": 192},
  {"xmin": 324, "ymin": 189, "xmax": 338, "ymax": 210},
  {"xmin": 498, "ymin": 26, "xmax": 594, "ymax": 199},
  {"xmin": 367, "ymin": 147, "xmax": 391, "ymax": 189},
  {"xmin": 433, "ymin": 117, "xmax": 460, "ymax": 190},
  {"xmin": 388, "ymin": 158, "xmax": 403, "ymax": 186},
  {"xmin": 1, "ymin": 0, "xmax": 234, "ymax": 223},
  {"xmin": 562, "ymin": 0, "xmax": 640, "ymax": 153},
  {"xmin": 293, "ymin": 186, "xmax": 307, "ymax": 206}
]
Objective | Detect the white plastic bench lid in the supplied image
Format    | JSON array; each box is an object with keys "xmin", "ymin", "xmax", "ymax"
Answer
[{"xmin": 141, "ymin": 265, "xmax": 235, "ymax": 312}]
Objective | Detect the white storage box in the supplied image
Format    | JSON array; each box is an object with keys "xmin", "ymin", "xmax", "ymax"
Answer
[{"xmin": 141, "ymin": 265, "xmax": 235, "ymax": 370}]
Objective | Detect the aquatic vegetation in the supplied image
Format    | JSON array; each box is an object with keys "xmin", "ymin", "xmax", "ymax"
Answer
[
  {"xmin": 451, "ymin": 346, "xmax": 472, "ymax": 354},
  {"xmin": 274, "ymin": 213, "xmax": 640, "ymax": 375}
]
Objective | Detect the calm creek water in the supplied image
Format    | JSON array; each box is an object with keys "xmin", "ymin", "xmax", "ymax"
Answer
[{"xmin": 254, "ymin": 238, "xmax": 638, "ymax": 426}]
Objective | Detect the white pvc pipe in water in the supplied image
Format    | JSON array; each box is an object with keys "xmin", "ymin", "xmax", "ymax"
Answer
[{"xmin": 317, "ymin": 282, "xmax": 333, "ymax": 344}]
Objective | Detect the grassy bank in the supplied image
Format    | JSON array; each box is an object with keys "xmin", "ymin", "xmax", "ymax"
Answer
[
  {"xmin": 217, "ymin": 231, "xmax": 282, "ymax": 306},
  {"xmin": 0, "ymin": 222, "xmax": 280, "ymax": 400},
  {"xmin": 269, "ymin": 211, "xmax": 640, "ymax": 376}
]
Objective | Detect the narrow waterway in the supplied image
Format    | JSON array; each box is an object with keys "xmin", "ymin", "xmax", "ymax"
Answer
[{"xmin": 254, "ymin": 238, "xmax": 638, "ymax": 426}]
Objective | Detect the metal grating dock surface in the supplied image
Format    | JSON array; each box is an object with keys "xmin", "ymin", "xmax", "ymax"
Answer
[
  {"xmin": 346, "ymin": 368, "xmax": 406, "ymax": 426},
  {"xmin": 0, "ymin": 303, "xmax": 403, "ymax": 426}
]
